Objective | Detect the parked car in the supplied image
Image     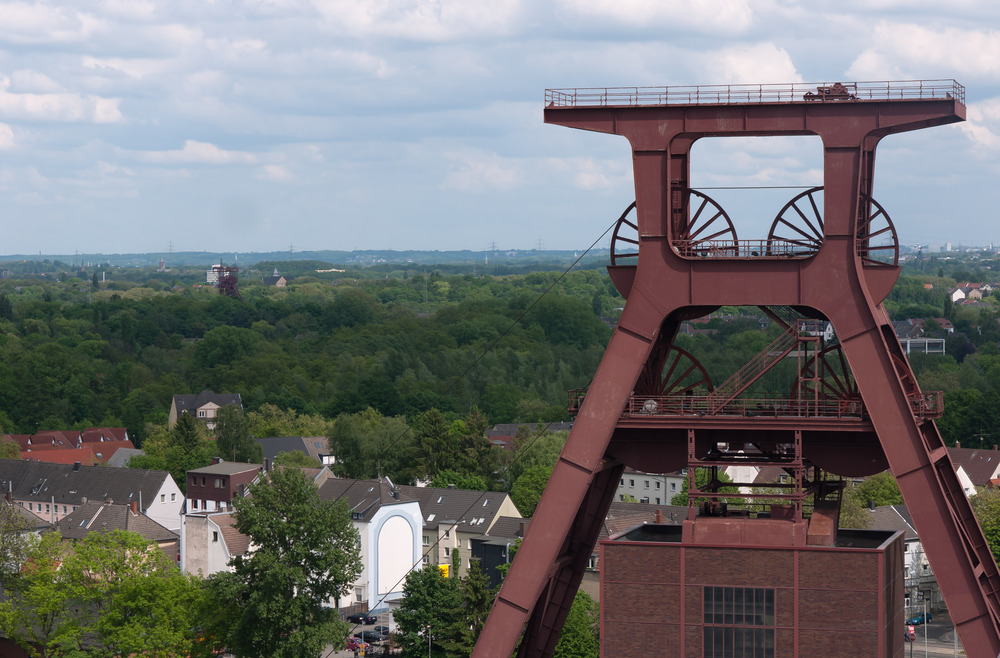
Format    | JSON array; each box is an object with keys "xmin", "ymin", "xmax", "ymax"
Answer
[
  {"xmin": 355, "ymin": 630, "xmax": 385, "ymax": 643},
  {"xmin": 346, "ymin": 613, "xmax": 377, "ymax": 625},
  {"xmin": 373, "ymin": 625, "xmax": 391, "ymax": 636},
  {"xmin": 346, "ymin": 637, "xmax": 369, "ymax": 651},
  {"xmin": 906, "ymin": 612, "xmax": 933, "ymax": 625}
]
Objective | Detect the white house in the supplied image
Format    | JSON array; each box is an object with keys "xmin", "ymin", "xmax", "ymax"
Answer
[{"xmin": 318, "ymin": 477, "xmax": 423, "ymax": 612}]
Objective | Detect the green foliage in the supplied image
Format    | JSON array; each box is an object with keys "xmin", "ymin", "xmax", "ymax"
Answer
[
  {"xmin": 225, "ymin": 466, "xmax": 363, "ymax": 658},
  {"xmin": 430, "ymin": 469, "xmax": 487, "ymax": 491},
  {"xmin": 839, "ymin": 471, "xmax": 903, "ymax": 529},
  {"xmin": 0, "ymin": 529, "xmax": 205, "ymax": 658},
  {"xmin": 510, "ymin": 465, "xmax": 553, "ymax": 517},
  {"xmin": 394, "ymin": 566, "xmax": 462, "ymax": 658},
  {"xmin": 670, "ymin": 469, "xmax": 739, "ymax": 507},
  {"xmin": 973, "ymin": 488, "xmax": 1000, "ymax": 564},
  {"xmin": 273, "ymin": 450, "xmax": 322, "ymax": 468},
  {"xmin": 553, "ymin": 591, "xmax": 600, "ymax": 658},
  {"xmin": 214, "ymin": 405, "xmax": 263, "ymax": 464}
]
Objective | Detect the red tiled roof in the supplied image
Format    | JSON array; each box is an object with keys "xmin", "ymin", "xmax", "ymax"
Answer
[{"xmin": 20, "ymin": 447, "xmax": 99, "ymax": 466}]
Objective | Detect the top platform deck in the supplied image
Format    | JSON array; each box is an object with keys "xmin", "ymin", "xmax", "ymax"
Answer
[{"xmin": 544, "ymin": 79, "xmax": 964, "ymax": 108}]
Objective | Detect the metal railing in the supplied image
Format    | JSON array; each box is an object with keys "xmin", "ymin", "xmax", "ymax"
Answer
[
  {"xmin": 673, "ymin": 239, "xmax": 816, "ymax": 259},
  {"xmin": 545, "ymin": 80, "xmax": 964, "ymax": 108},
  {"xmin": 568, "ymin": 390, "xmax": 944, "ymax": 421}
]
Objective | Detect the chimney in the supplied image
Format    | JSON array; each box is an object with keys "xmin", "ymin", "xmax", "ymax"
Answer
[
  {"xmin": 130, "ymin": 501, "xmax": 138, "ymax": 515},
  {"xmin": 73, "ymin": 462, "xmax": 81, "ymax": 471},
  {"xmin": 956, "ymin": 442, "xmax": 961, "ymax": 448},
  {"xmin": 265, "ymin": 458, "xmax": 271, "ymax": 472},
  {"xmin": 212, "ymin": 456, "xmax": 223, "ymax": 465},
  {"xmin": 655, "ymin": 508, "xmax": 663, "ymax": 524},
  {"xmin": 447, "ymin": 484, "xmax": 456, "ymax": 489},
  {"xmin": 868, "ymin": 499, "xmax": 876, "ymax": 511}
]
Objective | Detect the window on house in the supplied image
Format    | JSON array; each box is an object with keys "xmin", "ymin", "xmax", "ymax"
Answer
[
  {"xmin": 671, "ymin": 483, "xmax": 677, "ymax": 492},
  {"xmin": 423, "ymin": 555, "xmax": 429, "ymax": 565},
  {"xmin": 445, "ymin": 547, "xmax": 450, "ymax": 557},
  {"xmin": 45, "ymin": 504, "xmax": 50, "ymax": 513},
  {"xmin": 212, "ymin": 531, "xmax": 219, "ymax": 542},
  {"xmin": 192, "ymin": 500, "xmax": 198, "ymax": 510},
  {"xmin": 201, "ymin": 477, "xmax": 206, "ymax": 486},
  {"xmin": 28, "ymin": 503, "xmax": 32, "ymax": 511},
  {"xmin": 620, "ymin": 478, "xmax": 624, "ymax": 485},
  {"xmin": 355, "ymin": 588, "xmax": 364, "ymax": 603},
  {"xmin": 587, "ymin": 556, "xmax": 597, "ymax": 569},
  {"xmin": 656, "ymin": 498, "xmax": 661, "ymax": 504},
  {"xmin": 644, "ymin": 480, "xmax": 650, "ymax": 488},
  {"xmin": 619, "ymin": 495, "xmax": 625, "ymax": 501},
  {"xmin": 629, "ymin": 479, "xmax": 635, "ymax": 487},
  {"xmin": 171, "ymin": 493, "xmax": 176, "ymax": 501},
  {"xmin": 198, "ymin": 410, "xmax": 206, "ymax": 417},
  {"xmin": 161, "ymin": 494, "xmax": 165, "ymax": 502},
  {"xmin": 423, "ymin": 536, "xmax": 430, "ymax": 546},
  {"xmin": 703, "ymin": 586, "xmax": 775, "ymax": 658},
  {"xmin": 215, "ymin": 478, "xmax": 223, "ymax": 488},
  {"xmin": 445, "ymin": 529, "xmax": 450, "ymax": 538}
]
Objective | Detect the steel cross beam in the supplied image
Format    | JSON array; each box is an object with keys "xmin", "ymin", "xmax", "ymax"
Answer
[{"xmin": 472, "ymin": 82, "xmax": 1000, "ymax": 658}]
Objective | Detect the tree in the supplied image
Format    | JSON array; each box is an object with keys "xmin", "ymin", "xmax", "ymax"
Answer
[
  {"xmin": 62, "ymin": 529, "xmax": 203, "ymax": 657},
  {"xmin": 430, "ymin": 469, "xmax": 487, "ymax": 491},
  {"xmin": 0, "ymin": 531, "xmax": 81, "ymax": 657},
  {"xmin": 440, "ymin": 560, "xmax": 494, "ymax": 656},
  {"xmin": 214, "ymin": 405, "xmax": 263, "ymax": 464},
  {"xmin": 225, "ymin": 466, "xmax": 363, "ymax": 658},
  {"xmin": 973, "ymin": 487, "xmax": 1000, "ymax": 564},
  {"xmin": 510, "ymin": 465, "xmax": 552, "ymax": 517},
  {"xmin": 670, "ymin": 469, "xmax": 738, "ymax": 507},
  {"xmin": 394, "ymin": 566, "xmax": 462, "ymax": 658},
  {"xmin": 553, "ymin": 591, "xmax": 600, "ymax": 658},
  {"xmin": 273, "ymin": 450, "xmax": 322, "ymax": 468},
  {"xmin": 0, "ymin": 436, "xmax": 19, "ymax": 459}
]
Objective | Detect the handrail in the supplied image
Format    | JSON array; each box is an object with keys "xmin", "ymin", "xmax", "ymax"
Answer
[{"xmin": 545, "ymin": 80, "xmax": 964, "ymax": 108}]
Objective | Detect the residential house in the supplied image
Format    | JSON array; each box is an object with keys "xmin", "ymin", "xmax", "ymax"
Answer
[
  {"xmin": 397, "ymin": 483, "xmax": 522, "ymax": 579},
  {"xmin": 181, "ymin": 511, "xmax": 250, "ymax": 576},
  {"xmin": 53, "ymin": 499, "xmax": 180, "ymax": 563},
  {"xmin": 186, "ymin": 458, "xmax": 263, "ymax": 514},
  {"xmin": 0, "ymin": 459, "xmax": 183, "ymax": 531},
  {"xmin": 318, "ymin": 477, "xmax": 423, "ymax": 612},
  {"xmin": 485, "ymin": 422, "xmax": 573, "ymax": 449},
  {"xmin": 168, "ymin": 390, "xmax": 243, "ymax": 430},
  {"xmin": 255, "ymin": 436, "xmax": 334, "ymax": 466},
  {"xmin": 263, "ymin": 268, "xmax": 293, "ymax": 287},
  {"xmin": 469, "ymin": 515, "xmax": 529, "ymax": 589},
  {"xmin": 948, "ymin": 445, "xmax": 1000, "ymax": 496},
  {"xmin": 616, "ymin": 467, "xmax": 686, "ymax": 505},
  {"xmin": 869, "ymin": 504, "xmax": 940, "ymax": 612}
]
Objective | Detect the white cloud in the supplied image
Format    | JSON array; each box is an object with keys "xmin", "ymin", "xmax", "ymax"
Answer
[
  {"xmin": 139, "ymin": 140, "xmax": 257, "ymax": 165},
  {"xmin": 258, "ymin": 164, "xmax": 293, "ymax": 181},
  {"xmin": 848, "ymin": 23, "xmax": 1000, "ymax": 80},
  {"xmin": 442, "ymin": 151, "xmax": 523, "ymax": 191},
  {"xmin": 0, "ymin": 2, "xmax": 104, "ymax": 45},
  {"xmin": 960, "ymin": 99, "xmax": 1000, "ymax": 153},
  {"xmin": 557, "ymin": 0, "xmax": 754, "ymax": 32},
  {"xmin": 81, "ymin": 56, "xmax": 172, "ymax": 80},
  {"xmin": 701, "ymin": 43, "xmax": 801, "ymax": 84},
  {"xmin": 312, "ymin": 0, "xmax": 526, "ymax": 41},
  {"xmin": 0, "ymin": 123, "xmax": 13, "ymax": 149},
  {"xmin": 0, "ymin": 89, "xmax": 122, "ymax": 123}
]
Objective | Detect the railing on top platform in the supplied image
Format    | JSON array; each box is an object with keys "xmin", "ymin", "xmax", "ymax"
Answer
[
  {"xmin": 544, "ymin": 79, "xmax": 965, "ymax": 108},
  {"xmin": 567, "ymin": 390, "xmax": 944, "ymax": 422}
]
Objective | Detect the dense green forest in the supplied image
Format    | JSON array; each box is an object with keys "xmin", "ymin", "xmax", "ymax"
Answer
[{"xmin": 2, "ymin": 254, "xmax": 1000, "ymax": 454}]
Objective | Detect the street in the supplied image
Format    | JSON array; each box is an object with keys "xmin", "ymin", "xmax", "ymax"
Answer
[{"xmin": 905, "ymin": 611, "xmax": 966, "ymax": 658}]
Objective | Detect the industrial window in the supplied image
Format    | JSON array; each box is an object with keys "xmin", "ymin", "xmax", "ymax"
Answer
[{"xmin": 703, "ymin": 586, "xmax": 775, "ymax": 658}]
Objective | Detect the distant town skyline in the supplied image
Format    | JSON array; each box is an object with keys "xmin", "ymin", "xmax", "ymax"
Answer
[{"xmin": 1, "ymin": 2, "xmax": 1000, "ymax": 255}]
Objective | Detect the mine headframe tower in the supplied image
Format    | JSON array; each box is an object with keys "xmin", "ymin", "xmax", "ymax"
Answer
[
  {"xmin": 213, "ymin": 264, "xmax": 242, "ymax": 300},
  {"xmin": 473, "ymin": 80, "xmax": 1000, "ymax": 657}
]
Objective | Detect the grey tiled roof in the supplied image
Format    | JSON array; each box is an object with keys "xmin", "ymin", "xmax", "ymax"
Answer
[
  {"xmin": 256, "ymin": 436, "xmax": 329, "ymax": 464},
  {"xmin": 106, "ymin": 448, "xmax": 145, "ymax": 468},
  {"xmin": 869, "ymin": 504, "xmax": 918, "ymax": 541},
  {"xmin": 396, "ymin": 484, "xmax": 517, "ymax": 533},
  {"xmin": 55, "ymin": 500, "xmax": 178, "ymax": 543},
  {"xmin": 485, "ymin": 515, "xmax": 529, "ymax": 539},
  {"xmin": 172, "ymin": 390, "xmax": 242, "ymax": 414},
  {"xmin": 188, "ymin": 461, "xmax": 262, "ymax": 476},
  {"xmin": 0, "ymin": 459, "xmax": 170, "ymax": 510},
  {"xmin": 318, "ymin": 478, "xmax": 415, "ymax": 523}
]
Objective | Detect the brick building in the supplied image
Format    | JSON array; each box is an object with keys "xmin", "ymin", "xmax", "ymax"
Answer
[{"xmin": 601, "ymin": 524, "xmax": 905, "ymax": 657}]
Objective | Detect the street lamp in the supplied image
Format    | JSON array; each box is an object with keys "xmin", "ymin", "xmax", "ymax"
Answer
[{"xmin": 427, "ymin": 624, "xmax": 431, "ymax": 658}]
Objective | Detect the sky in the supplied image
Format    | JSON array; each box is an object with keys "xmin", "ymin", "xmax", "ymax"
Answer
[{"xmin": 2, "ymin": 1, "xmax": 1000, "ymax": 256}]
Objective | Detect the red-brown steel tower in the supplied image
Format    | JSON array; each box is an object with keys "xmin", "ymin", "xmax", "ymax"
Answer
[{"xmin": 473, "ymin": 80, "xmax": 1000, "ymax": 657}]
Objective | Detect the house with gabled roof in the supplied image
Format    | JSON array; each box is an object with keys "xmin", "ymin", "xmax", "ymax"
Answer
[
  {"xmin": 396, "ymin": 483, "xmax": 521, "ymax": 579},
  {"xmin": 869, "ymin": 504, "xmax": 940, "ymax": 611},
  {"xmin": 0, "ymin": 459, "xmax": 183, "ymax": 531},
  {"xmin": 319, "ymin": 477, "xmax": 423, "ymax": 612},
  {"xmin": 168, "ymin": 390, "xmax": 242, "ymax": 430},
  {"xmin": 255, "ymin": 436, "xmax": 333, "ymax": 466},
  {"xmin": 53, "ymin": 499, "xmax": 180, "ymax": 562},
  {"xmin": 948, "ymin": 445, "xmax": 1000, "ymax": 495},
  {"xmin": 181, "ymin": 511, "xmax": 250, "ymax": 576}
]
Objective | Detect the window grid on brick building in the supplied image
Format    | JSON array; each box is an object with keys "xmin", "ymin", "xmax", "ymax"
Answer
[{"xmin": 703, "ymin": 586, "xmax": 775, "ymax": 658}]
